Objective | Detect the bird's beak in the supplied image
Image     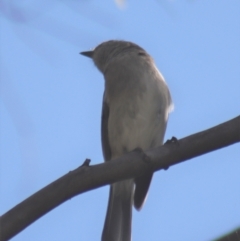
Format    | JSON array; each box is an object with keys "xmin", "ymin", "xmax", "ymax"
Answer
[{"xmin": 80, "ymin": 51, "xmax": 94, "ymax": 58}]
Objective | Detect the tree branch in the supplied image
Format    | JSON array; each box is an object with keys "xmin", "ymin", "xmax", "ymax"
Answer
[
  {"xmin": 213, "ymin": 227, "xmax": 240, "ymax": 241},
  {"xmin": 1, "ymin": 116, "xmax": 239, "ymax": 241}
]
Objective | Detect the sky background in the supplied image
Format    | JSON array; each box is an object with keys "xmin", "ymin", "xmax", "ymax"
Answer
[{"xmin": 0, "ymin": 0, "xmax": 240, "ymax": 240}]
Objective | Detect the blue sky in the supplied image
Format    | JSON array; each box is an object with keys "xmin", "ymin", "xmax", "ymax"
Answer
[{"xmin": 0, "ymin": 0, "xmax": 239, "ymax": 240}]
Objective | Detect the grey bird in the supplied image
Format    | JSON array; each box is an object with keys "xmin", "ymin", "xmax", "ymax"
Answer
[{"xmin": 81, "ymin": 40, "xmax": 173, "ymax": 241}]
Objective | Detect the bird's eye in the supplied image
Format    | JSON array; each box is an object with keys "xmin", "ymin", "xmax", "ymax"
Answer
[{"xmin": 138, "ymin": 52, "xmax": 146, "ymax": 56}]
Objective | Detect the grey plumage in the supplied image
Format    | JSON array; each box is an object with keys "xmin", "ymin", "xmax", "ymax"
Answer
[{"xmin": 81, "ymin": 40, "xmax": 173, "ymax": 241}]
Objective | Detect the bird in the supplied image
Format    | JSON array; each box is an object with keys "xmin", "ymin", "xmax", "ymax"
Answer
[{"xmin": 81, "ymin": 40, "xmax": 173, "ymax": 241}]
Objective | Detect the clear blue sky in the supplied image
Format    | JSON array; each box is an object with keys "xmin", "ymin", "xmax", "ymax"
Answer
[{"xmin": 1, "ymin": 1, "xmax": 239, "ymax": 240}]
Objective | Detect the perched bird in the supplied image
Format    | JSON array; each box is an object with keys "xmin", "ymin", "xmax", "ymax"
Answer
[{"xmin": 81, "ymin": 40, "xmax": 173, "ymax": 241}]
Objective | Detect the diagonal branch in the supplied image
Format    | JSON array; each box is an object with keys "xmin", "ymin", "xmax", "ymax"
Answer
[
  {"xmin": 213, "ymin": 226, "xmax": 240, "ymax": 241},
  {"xmin": 1, "ymin": 116, "xmax": 240, "ymax": 241}
]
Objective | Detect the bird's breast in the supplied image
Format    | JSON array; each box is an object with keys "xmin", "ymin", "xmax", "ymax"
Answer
[{"xmin": 105, "ymin": 74, "xmax": 169, "ymax": 160}]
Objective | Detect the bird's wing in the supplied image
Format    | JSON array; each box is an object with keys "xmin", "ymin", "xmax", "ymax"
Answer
[{"xmin": 101, "ymin": 92, "xmax": 112, "ymax": 162}]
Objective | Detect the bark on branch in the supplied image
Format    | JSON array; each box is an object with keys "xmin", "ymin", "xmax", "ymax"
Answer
[
  {"xmin": 213, "ymin": 227, "xmax": 240, "ymax": 241},
  {"xmin": 0, "ymin": 116, "xmax": 240, "ymax": 241}
]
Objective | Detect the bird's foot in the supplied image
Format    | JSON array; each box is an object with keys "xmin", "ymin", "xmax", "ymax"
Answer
[
  {"xmin": 164, "ymin": 136, "xmax": 178, "ymax": 145},
  {"xmin": 133, "ymin": 147, "xmax": 151, "ymax": 164}
]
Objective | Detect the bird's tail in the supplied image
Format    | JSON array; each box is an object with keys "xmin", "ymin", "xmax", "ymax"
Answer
[{"xmin": 102, "ymin": 180, "xmax": 134, "ymax": 241}]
